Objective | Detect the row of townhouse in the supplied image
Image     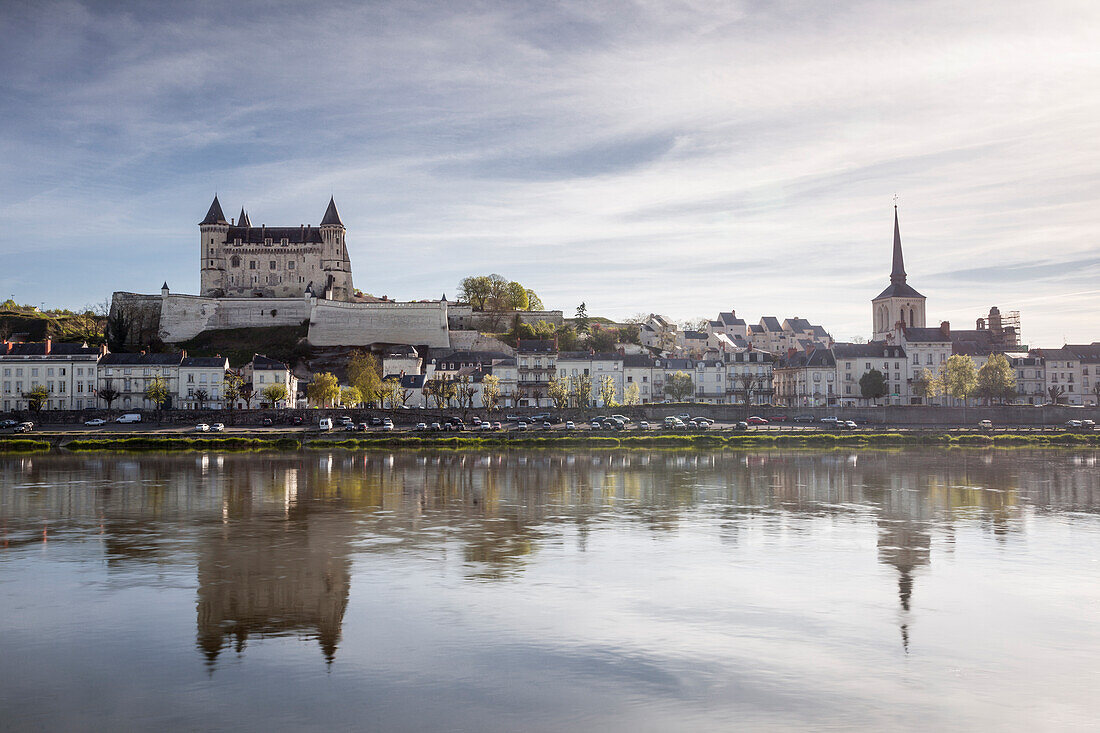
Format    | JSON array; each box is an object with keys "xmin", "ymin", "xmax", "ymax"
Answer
[
  {"xmin": 642, "ymin": 311, "xmax": 833, "ymax": 360},
  {"xmin": 0, "ymin": 340, "xmax": 296, "ymax": 412},
  {"xmin": 515, "ymin": 340, "xmax": 776, "ymax": 407},
  {"xmin": 775, "ymin": 325, "xmax": 1100, "ymax": 407}
]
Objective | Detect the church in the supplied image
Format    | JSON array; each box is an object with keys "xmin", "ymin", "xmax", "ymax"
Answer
[{"xmin": 198, "ymin": 195, "xmax": 354, "ymax": 301}]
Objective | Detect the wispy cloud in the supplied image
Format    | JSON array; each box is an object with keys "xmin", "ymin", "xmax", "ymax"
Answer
[{"xmin": 0, "ymin": 0, "xmax": 1097, "ymax": 344}]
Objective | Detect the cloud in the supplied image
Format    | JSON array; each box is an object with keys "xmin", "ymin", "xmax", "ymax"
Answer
[{"xmin": 0, "ymin": 0, "xmax": 1097, "ymax": 344}]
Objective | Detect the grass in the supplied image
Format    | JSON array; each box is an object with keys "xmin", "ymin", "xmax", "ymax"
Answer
[
  {"xmin": 176, "ymin": 323, "xmax": 310, "ymax": 367},
  {"xmin": 0, "ymin": 438, "xmax": 51, "ymax": 452},
  {"xmin": 64, "ymin": 436, "xmax": 302, "ymax": 451}
]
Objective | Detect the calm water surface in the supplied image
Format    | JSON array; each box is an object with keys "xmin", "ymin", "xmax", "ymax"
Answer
[{"xmin": 1, "ymin": 448, "xmax": 1099, "ymax": 732}]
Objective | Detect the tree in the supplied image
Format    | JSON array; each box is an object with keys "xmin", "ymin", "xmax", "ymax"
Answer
[
  {"xmin": 1093, "ymin": 382, "xmax": 1100, "ymax": 405},
  {"xmin": 239, "ymin": 382, "xmax": 255, "ymax": 409},
  {"xmin": 525, "ymin": 289, "xmax": 544, "ymax": 311},
  {"xmin": 588, "ymin": 326, "xmax": 617, "ymax": 352},
  {"xmin": 424, "ymin": 378, "xmax": 455, "ymax": 409},
  {"xmin": 598, "ymin": 375, "xmax": 618, "ymax": 407},
  {"xmin": 224, "ymin": 371, "xmax": 245, "ymax": 410},
  {"xmin": 975, "ymin": 353, "xmax": 1016, "ymax": 405},
  {"xmin": 194, "ymin": 388, "xmax": 210, "ymax": 409},
  {"xmin": 574, "ymin": 302, "xmax": 590, "ymax": 334},
  {"xmin": 1047, "ymin": 385, "xmax": 1066, "ymax": 405},
  {"xmin": 458, "ymin": 275, "xmax": 492, "ymax": 310},
  {"xmin": 680, "ymin": 317, "xmax": 709, "ymax": 332},
  {"xmin": 307, "ymin": 372, "xmax": 340, "ymax": 408},
  {"xmin": 940, "ymin": 355, "xmax": 977, "ymax": 403},
  {"xmin": 664, "ymin": 371, "xmax": 694, "ymax": 402},
  {"xmin": 859, "ymin": 369, "xmax": 888, "ymax": 403},
  {"xmin": 570, "ymin": 373, "xmax": 592, "ymax": 408},
  {"xmin": 623, "ymin": 382, "xmax": 640, "ymax": 406},
  {"xmin": 505, "ymin": 281, "xmax": 529, "ymax": 311},
  {"xmin": 547, "ymin": 376, "xmax": 570, "ymax": 410},
  {"xmin": 260, "ymin": 383, "xmax": 287, "ymax": 407},
  {"xmin": 145, "ymin": 375, "xmax": 171, "ymax": 420},
  {"xmin": 736, "ymin": 374, "xmax": 757, "ymax": 407},
  {"xmin": 555, "ymin": 326, "xmax": 580, "ymax": 352},
  {"xmin": 912, "ymin": 368, "xmax": 941, "ymax": 403},
  {"xmin": 380, "ymin": 377, "xmax": 402, "ymax": 409},
  {"xmin": 347, "ymin": 350, "xmax": 383, "ymax": 407},
  {"xmin": 105, "ymin": 303, "xmax": 131, "ymax": 352},
  {"xmin": 340, "ymin": 386, "xmax": 362, "ymax": 407},
  {"xmin": 619, "ymin": 323, "xmax": 641, "ymax": 345},
  {"xmin": 98, "ymin": 385, "xmax": 119, "ymax": 409},
  {"xmin": 481, "ymin": 374, "xmax": 501, "ymax": 412},
  {"xmin": 455, "ymin": 376, "xmax": 477, "ymax": 413},
  {"xmin": 22, "ymin": 385, "xmax": 49, "ymax": 415}
]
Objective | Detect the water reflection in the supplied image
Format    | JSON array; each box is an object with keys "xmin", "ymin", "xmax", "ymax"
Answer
[{"xmin": 1, "ymin": 448, "xmax": 1098, "ymax": 675}]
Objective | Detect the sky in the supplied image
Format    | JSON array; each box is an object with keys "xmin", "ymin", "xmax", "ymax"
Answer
[{"xmin": 0, "ymin": 0, "xmax": 1097, "ymax": 345}]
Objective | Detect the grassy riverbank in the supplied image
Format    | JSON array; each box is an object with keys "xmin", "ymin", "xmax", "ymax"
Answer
[{"xmin": 2, "ymin": 431, "xmax": 1097, "ymax": 454}]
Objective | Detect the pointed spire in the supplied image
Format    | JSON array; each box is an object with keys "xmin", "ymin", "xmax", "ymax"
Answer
[
  {"xmin": 890, "ymin": 205, "xmax": 906, "ymax": 284},
  {"xmin": 320, "ymin": 196, "xmax": 343, "ymax": 227},
  {"xmin": 162, "ymin": 282, "xmax": 169, "ymax": 290},
  {"xmin": 237, "ymin": 208, "xmax": 251, "ymax": 227},
  {"xmin": 200, "ymin": 195, "xmax": 228, "ymax": 225}
]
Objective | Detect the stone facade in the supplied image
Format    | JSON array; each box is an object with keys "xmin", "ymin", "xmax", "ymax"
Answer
[{"xmin": 199, "ymin": 196, "xmax": 353, "ymax": 301}]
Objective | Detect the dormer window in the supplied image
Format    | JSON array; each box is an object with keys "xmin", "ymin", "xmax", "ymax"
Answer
[
  {"xmin": 264, "ymin": 238, "xmax": 272, "ymax": 246},
  {"xmin": 281, "ymin": 238, "xmax": 288, "ymax": 246}
]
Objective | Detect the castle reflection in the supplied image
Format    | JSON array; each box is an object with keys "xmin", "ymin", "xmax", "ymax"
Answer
[{"xmin": 1, "ymin": 448, "xmax": 1097, "ymax": 665}]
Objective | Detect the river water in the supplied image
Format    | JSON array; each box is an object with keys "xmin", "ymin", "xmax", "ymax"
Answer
[{"xmin": 1, "ymin": 449, "xmax": 1098, "ymax": 732}]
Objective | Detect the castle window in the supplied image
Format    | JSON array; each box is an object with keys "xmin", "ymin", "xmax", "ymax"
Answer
[
  {"xmin": 265, "ymin": 238, "xmax": 272, "ymax": 246},
  {"xmin": 281, "ymin": 238, "xmax": 288, "ymax": 246},
  {"xmin": 231, "ymin": 256, "xmax": 240, "ymax": 267},
  {"xmin": 269, "ymin": 261, "xmax": 276, "ymax": 270},
  {"xmin": 288, "ymin": 261, "xmax": 295, "ymax": 269},
  {"xmin": 250, "ymin": 261, "xmax": 256, "ymax": 270}
]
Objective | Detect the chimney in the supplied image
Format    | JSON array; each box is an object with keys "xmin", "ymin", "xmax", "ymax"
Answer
[
  {"xmin": 940, "ymin": 321, "xmax": 951, "ymax": 339},
  {"xmin": 787, "ymin": 347, "xmax": 797, "ymax": 359},
  {"xmin": 181, "ymin": 349, "xmax": 187, "ymax": 358},
  {"xmin": 44, "ymin": 337, "xmax": 51, "ymax": 354}
]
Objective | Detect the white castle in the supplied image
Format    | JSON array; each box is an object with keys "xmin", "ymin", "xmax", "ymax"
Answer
[{"xmin": 199, "ymin": 195, "xmax": 354, "ymax": 301}]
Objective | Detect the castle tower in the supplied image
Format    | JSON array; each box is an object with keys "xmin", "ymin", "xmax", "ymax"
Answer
[
  {"xmin": 872, "ymin": 206, "xmax": 926, "ymax": 340},
  {"xmin": 199, "ymin": 196, "xmax": 230, "ymax": 296},
  {"xmin": 318, "ymin": 197, "xmax": 354, "ymax": 300}
]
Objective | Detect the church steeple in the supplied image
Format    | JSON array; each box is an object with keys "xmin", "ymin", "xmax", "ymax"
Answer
[
  {"xmin": 200, "ymin": 195, "xmax": 228, "ymax": 225},
  {"xmin": 237, "ymin": 208, "xmax": 251, "ymax": 228},
  {"xmin": 891, "ymin": 205, "xmax": 906, "ymax": 285}
]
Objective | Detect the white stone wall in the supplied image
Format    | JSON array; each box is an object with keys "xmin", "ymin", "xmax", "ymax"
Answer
[
  {"xmin": 158, "ymin": 295, "xmax": 310, "ymax": 342},
  {"xmin": 307, "ymin": 300, "xmax": 451, "ymax": 348}
]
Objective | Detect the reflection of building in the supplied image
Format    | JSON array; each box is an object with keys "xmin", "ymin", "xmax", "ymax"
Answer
[
  {"xmin": 196, "ymin": 485, "xmax": 352, "ymax": 667},
  {"xmin": 874, "ymin": 486, "xmax": 932, "ymax": 653}
]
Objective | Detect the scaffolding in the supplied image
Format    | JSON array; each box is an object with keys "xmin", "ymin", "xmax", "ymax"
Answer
[{"xmin": 976, "ymin": 306, "xmax": 1022, "ymax": 348}]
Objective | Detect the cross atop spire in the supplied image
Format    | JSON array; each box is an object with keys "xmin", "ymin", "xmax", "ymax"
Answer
[
  {"xmin": 890, "ymin": 205, "xmax": 906, "ymax": 284},
  {"xmin": 320, "ymin": 196, "xmax": 343, "ymax": 227}
]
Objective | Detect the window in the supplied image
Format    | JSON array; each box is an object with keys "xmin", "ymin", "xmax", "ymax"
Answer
[
  {"xmin": 288, "ymin": 261, "xmax": 295, "ymax": 270},
  {"xmin": 47, "ymin": 368, "xmax": 54, "ymax": 376},
  {"xmin": 270, "ymin": 261, "xmax": 276, "ymax": 270},
  {"xmin": 250, "ymin": 261, "xmax": 257, "ymax": 270},
  {"xmin": 231, "ymin": 255, "xmax": 240, "ymax": 267}
]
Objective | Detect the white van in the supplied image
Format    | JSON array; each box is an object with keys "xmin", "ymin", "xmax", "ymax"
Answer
[
  {"xmin": 116, "ymin": 413, "xmax": 142, "ymax": 424},
  {"xmin": 318, "ymin": 418, "xmax": 333, "ymax": 431}
]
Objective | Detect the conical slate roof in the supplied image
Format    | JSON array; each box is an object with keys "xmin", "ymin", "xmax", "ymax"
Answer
[
  {"xmin": 320, "ymin": 197, "xmax": 343, "ymax": 227},
  {"xmin": 200, "ymin": 195, "xmax": 228, "ymax": 225},
  {"xmin": 875, "ymin": 206, "xmax": 924, "ymax": 300},
  {"xmin": 237, "ymin": 208, "xmax": 251, "ymax": 227}
]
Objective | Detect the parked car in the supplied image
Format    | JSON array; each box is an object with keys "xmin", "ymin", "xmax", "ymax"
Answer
[
  {"xmin": 357, "ymin": 423, "xmax": 368, "ymax": 431},
  {"xmin": 292, "ymin": 416, "xmax": 303, "ymax": 426},
  {"xmin": 820, "ymin": 416, "xmax": 839, "ymax": 424},
  {"xmin": 1082, "ymin": 419, "xmax": 1096, "ymax": 428},
  {"xmin": 541, "ymin": 421, "xmax": 552, "ymax": 430},
  {"xmin": 261, "ymin": 417, "xmax": 273, "ymax": 427},
  {"xmin": 211, "ymin": 423, "xmax": 225, "ymax": 432},
  {"xmin": 639, "ymin": 421, "xmax": 650, "ymax": 430},
  {"xmin": 841, "ymin": 420, "xmax": 858, "ymax": 430},
  {"xmin": 516, "ymin": 421, "xmax": 528, "ymax": 431},
  {"xmin": 0, "ymin": 419, "xmax": 17, "ymax": 428},
  {"xmin": 318, "ymin": 418, "xmax": 333, "ymax": 431},
  {"xmin": 381, "ymin": 422, "xmax": 394, "ymax": 432},
  {"xmin": 116, "ymin": 413, "xmax": 142, "ymax": 424},
  {"xmin": 195, "ymin": 424, "xmax": 210, "ymax": 432},
  {"xmin": 492, "ymin": 422, "xmax": 502, "ymax": 430},
  {"xmin": 344, "ymin": 423, "xmax": 358, "ymax": 432},
  {"xmin": 747, "ymin": 416, "xmax": 768, "ymax": 425},
  {"xmin": 338, "ymin": 416, "xmax": 353, "ymax": 426},
  {"xmin": 480, "ymin": 421, "xmax": 494, "ymax": 431},
  {"xmin": 15, "ymin": 421, "xmax": 34, "ymax": 433},
  {"xmin": 767, "ymin": 415, "xmax": 789, "ymax": 422},
  {"xmin": 793, "ymin": 414, "xmax": 814, "ymax": 423},
  {"xmin": 1065, "ymin": 419, "xmax": 1083, "ymax": 428},
  {"xmin": 978, "ymin": 419, "xmax": 993, "ymax": 429},
  {"xmin": 737, "ymin": 421, "xmax": 749, "ymax": 430},
  {"xmin": 84, "ymin": 418, "xmax": 107, "ymax": 426},
  {"xmin": 415, "ymin": 422, "xmax": 428, "ymax": 431},
  {"xmin": 505, "ymin": 414, "xmax": 521, "ymax": 421},
  {"xmin": 370, "ymin": 416, "xmax": 382, "ymax": 426},
  {"xmin": 565, "ymin": 421, "xmax": 576, "ymax": 430},
  {"xmin": 472, "ymin": 416, "xmax": 482, "ymax": 426}
]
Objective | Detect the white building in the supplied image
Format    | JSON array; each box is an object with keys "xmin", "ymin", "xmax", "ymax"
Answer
[
  {"xmin": 97, "ymin": 352, "xmax": 184, "ymax": 411},
  {"xmin": 179, "ymin": 356, "xmax": 230, "ymax": 409},
  {"xmin": 242, "ymin": 354, "xmax": 297, "ymax": 408},
  {"xmin": 0, "ymin": 340, "xmax": 104, "ymax": 412}
]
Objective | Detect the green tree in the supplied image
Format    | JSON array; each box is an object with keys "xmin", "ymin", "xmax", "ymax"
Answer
[
  {"xmin": 347, "ymin": 350, "xmax": 383, "ymax": 406},
  {"xmin": 664, "ymin": 371, "xmax": 694, "ymax": 402},
  {"xmin": 619, "ymin": 323, "xmax": 641, "ymax": 345},
  {"xmin": 260, "ymin": 383, "xmax": 288, "ymax": 407},
  {"xmin": 307, "ymin": 372, "xmax": 340, "ymax": 408},
  {"xmin": 22, "ymin": 385, "xmax": 50, "ymax": 415},
  {"xmin": 481, "ymin": 374, "xmax": 501, "ymax": 412},
  {"xmin": 623, "ymin": 382, "xmax": 640, "ymax": 406},
  {"xmin": 224, "ymin": 371, "xmax": 245, "ymax": 410},
  {"xmin": 598, "ymin": 375, "xmax": 618, "ymax": 407},
  {"xmin": 455, "ymin": 376, "xmax": 477, "ymax": 413},
  {"xmin": 555, "ymin": 325, "xmax": 580, "ymax": 351},
  {"xmin": 340, "ymin": 386, "xmax": 362, "ymax": 407},
  {"xmin": 547, "ymin": 376, "xmax": 570, "ymax": 410},
  {"xmin": 574, "ymin": 302, "xmax": 590, "ymax": 334},
  {"xmin": 145, "ymin": 375, "xmax": 171, "ymax": 421},
  {"xmin": 458, "ymin": 275, "xmax": 492, "ymax": 310},
  {"xmin": 570, "ymin": 373, "xmax": 593, "ymax": 408},
  {"xmin": 505, "ymin": 281, "xmax": 529, "ymax": 311},
  {"xmin": 940, "ymin": 355, "xmax": 977, "ymax": 403},
  {"xmin": 859, "ymin": 369, "xmax": 888, "ymax": 403},
  {"xmin": 525, "ymin": 289, "xmax": 544, "ymax": 311},
  {"xmin": 380, "ymin": 377, "xmax": 402, "ymax": 409},
  {"xmin": 975, "ymin": 353, "xmax": 1016, "ymax": 404},
  {"xmin": 912, "ymin": 368, "xmax": 942, "ymax": 403},
  {"xmin": 588, "ymin": 326, "xmax": 617, "ymax": 352}
]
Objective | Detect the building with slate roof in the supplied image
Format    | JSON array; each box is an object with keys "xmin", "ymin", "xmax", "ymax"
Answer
[
  {"xmin": 0, "ymin": 339, "xmax": 105, "ymax": 411},
  {"xmin": 199, "ymin": 195, "xmax": 354, "ymax": 301},
  {"xmin": 872, "ymin": 207, "xmax": 927, "ymax": 339}
]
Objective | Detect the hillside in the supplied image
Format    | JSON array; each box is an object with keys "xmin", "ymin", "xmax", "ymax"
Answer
[
  {"xmin": 176, "ymin": 324, "xmax": 311, "ymax": 368},
  {"xmin": 0, "ymin": 309, "xmax": 105, "ymax": 345}
]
